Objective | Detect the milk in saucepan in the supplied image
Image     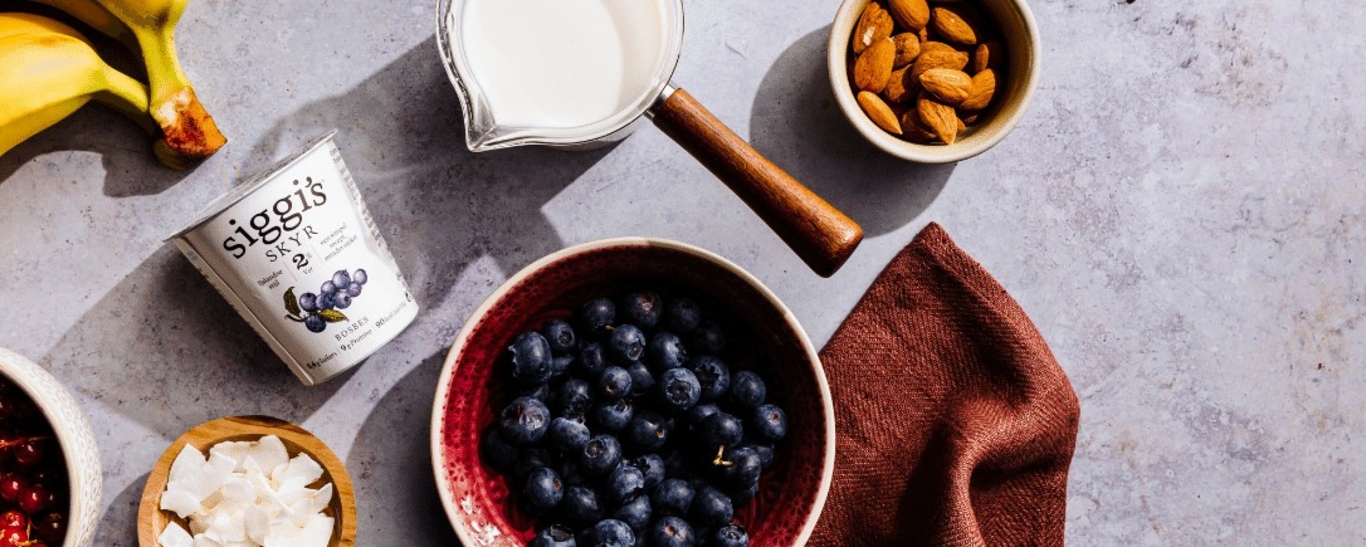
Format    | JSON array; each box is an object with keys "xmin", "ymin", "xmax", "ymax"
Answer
[
  {"xmin": 169, "ymin": 133, "xmax": 417, "ymax": 386},
  {"xmin": 460, "ymin": 0, "xmax": 673, "ymax": 128}
]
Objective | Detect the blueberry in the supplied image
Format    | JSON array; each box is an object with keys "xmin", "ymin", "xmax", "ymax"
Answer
[
  {"xmin": 530, "ymin": 524, "xmax": 577, "ymax": 547},
  {"xmin": 607, "ymin": 324, "xmax": 646, "ymax": 364},
  {"xmin": 298, "ymin": 292, "xmax": 319, "ymax": 312},
  {"xmin": 544, "ymin": 319, "xmax": 578, "ymax": 354},
  {"xmin": 559, "ymin": 459, "xmax": 588, "ymax": 487},
  {"xmin": 353, "ymin": 268, "xmax": 368, "ymax": 285},
  {"xmin": 613, "ymin": 495, "xmax": 652, "ymax": 532},
  {"xmin": 618, "ymin": 291, "xmax": 662, "ymax": 330},
  {"xmin": 752, "ymin": 444, "xmax": 775, "ymax": 470},
  {"xmin": 345, "ymin": 282, "xmax": 363, "ymax": 297},
  {"xmin": 561, "ymin": 485, "xmax": 603, "ymax": 524},
  {"xmin": 304, "ymin": 314, "xmax": 326, "ymax": 333},
  {"xmin": 579, "ymin": 434, "xmax": 622, "ymax": 475},
  {"xmin": 317, "ymin": 292, "xmax": 337, "ymax": 310},
  {"xmin": 509, "ymin": 332, "xmax": 554, "ymax": 385},
  {"xmin": 700, "ymin": 412, "xmax": 744, "ymax": 450},
  {"xmin": 512, "ymin": 448, "xmax": 555, "ymax": 483},
  {"xmin": 710, "ymin": 523, "xmax": 749, "ymax": 547},
  {"xmin": 334, "ymin": 292, "xmax": 354, "ymax": 309},
  {"xmin": 332, "ymin": 270, "xmax": 351, "ymax": 288},
  {"xmin": 630, "ymin": 454, "xmax": 665, "ymax": 490},
  {"xmin": 479, "ymin": 425, "xmax": 520, "ymax": 472},
  {"xmin": 524, "ymin": 467, "xmax": 564, "ymax": 509},
  {"xmin": 719, "ymin": 447, "xmax": 762, "ymax": 492},
  {"xmin": 555, "ymin": 379, "xmax": 594, "ymax": 416},
  {"xmin": 576, "ymin": 343, "xmax": 609, "ymax": 378},
  {"xmin": 593, "ymin": 399, "xmax": 634, "ymax": 432},
  {"xmin": 689, "ymin": 486, "xmax": 733, "ymax": 527},
  {"xmin": 686, "ymin": 404, "xmax": 721, "ymax": 430},
  {"xmin": 750, "ymin": 404, "xmax": 787, "ymax": 443},
  {"xmin": 687, "ymin": 356, "xmax": 730, "ymax": 402},
  {"xmin": 650, "ymin": 478, "xmax": 695, "ymax": 516},
  {"xmin": 597, "ymin": 366, "xmax": 633, "ymax": 400},
  {"xmin": 551, "ymin": 355, "xmax": 574, "ymax": 379},
  {"xmin": 658, "ymin": 368, "xmax": 701, "ymax": 411},
  {"xmin": 548, "ymin": 417, "xmax": 592, "ymax": 453},
  {"xmin": 498, "ymin": 397, "xmax": 550, "ymax": 445},
  {"xmin": 663, "ymin": 297, "xmax": 701, "ymax": 333},
  {"xmin": 592, "ymin": 519, "xmax": 636, "ymax": 547},
  {"xmin": 732, "ymin": 482, "xmax": 759, "ymax": 508},
  {"xmin": 320, "ymin": 280, "xmax": 338, "ymax": 296},
  {"xmin": 606, "ymin": 463, "xmax": 646, "ymax": 503},
  {"xmin": 645, "ymin": 332, "xmax": 688, "ymax": 373},
  {"xmin": 690, "ymin": 320, "xmax": 725, "ymax": 354},
  {"xmin": 728, "ymin": 371, "xmax": 766, "ymax": 410},
  {"xmin": 649, "ymin": 516, "xmax": 696, "ymax": 547},
  {"xmin": 518, "ymin": 383, "xmax": 551, "ymax": 402},
  {"xmin": 627, "ymin": 412, "xmax": 671, "ymax": 451},
  {"xmin": 624, "ymin": 361, "xmax": 654, "ymax": 398},
  {"xmin": 578, "ymin": 298, "xmax": 616, "ymax": 336}
]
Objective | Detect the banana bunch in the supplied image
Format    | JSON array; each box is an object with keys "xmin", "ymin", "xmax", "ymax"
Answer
[{"xmin": 0, "ymin": 0, "xmax": 225, "ymax": 169}]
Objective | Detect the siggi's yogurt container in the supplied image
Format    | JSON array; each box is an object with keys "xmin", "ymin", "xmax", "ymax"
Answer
[{"xmin": 168, "ymin": 132, "xmax": 417, "ymax": 385}]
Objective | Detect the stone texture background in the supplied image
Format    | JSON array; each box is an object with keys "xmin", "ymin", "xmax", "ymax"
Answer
[{"xmin": 0, "ymin": 0, "xmax": 1362, "ymax": 544}]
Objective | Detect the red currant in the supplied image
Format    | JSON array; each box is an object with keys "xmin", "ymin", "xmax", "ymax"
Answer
[
  {"xmin": 13, "ymin": 440, "xmax": 42, "ymax": 467},
  {"xmin": 0, "ymin": 526, "xmax": 26, "ymax": 547},
  {"xmin": 33, "ymin": 512, "xmax": 64, "ymax": 543},
  {"xmin": 18, "ymin": 484, "xmax": 49, "ymax": 514},
  {"xmin": 0, "ymin": 475, "xmax": 25, "ymax": 503},
  {"xmin": 0, "ymin": 511, "xmax": 21, "ymax": 529}
]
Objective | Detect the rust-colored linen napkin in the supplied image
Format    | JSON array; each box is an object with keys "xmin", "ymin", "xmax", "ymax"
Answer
[{"xmin": 810, "ymin": 223, "xmax": 1080, "ymax": 547}]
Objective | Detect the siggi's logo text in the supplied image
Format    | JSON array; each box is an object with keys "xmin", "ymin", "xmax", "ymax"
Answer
[{"xmin": 222, "ymin": 177, "xmax": 327, "ymax": 269}]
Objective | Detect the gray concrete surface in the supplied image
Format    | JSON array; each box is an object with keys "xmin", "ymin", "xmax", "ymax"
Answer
[{"xmin": 0, "ymin": 0, "xmax": 1362, "ymax": 544}]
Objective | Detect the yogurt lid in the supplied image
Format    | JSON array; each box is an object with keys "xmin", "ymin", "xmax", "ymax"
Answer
[{"xmin": 166, "ymin": 131, "xmax": 339, "ymax": 242}]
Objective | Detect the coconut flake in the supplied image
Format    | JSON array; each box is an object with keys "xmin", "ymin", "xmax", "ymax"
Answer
[
  {"xmin": 158, "ymin": 436, "xmax": 335, "ymax": 547},
  {"xmin": 158, "ymin": 522, "xmax": 194, "ymax": 547}
]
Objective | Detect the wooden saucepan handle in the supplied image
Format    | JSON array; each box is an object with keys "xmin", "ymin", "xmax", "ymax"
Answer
[{"xmin": 650, "ymin": 88, "xmax": 863, "ymax": 277}]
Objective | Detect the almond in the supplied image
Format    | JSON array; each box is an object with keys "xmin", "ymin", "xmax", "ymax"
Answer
[
  {"xmin": 853, "ymin": 37, "xmax": 896, "ymax": 93},
  {"xmin": 918, "ymin": 26, "xmax": 929, "ymax": 43},
  {"xmin": 972, "ymin": 41, "xmax": 1004, "ymax": 73},
  {"xmin": 956, "ymin": 116, "xmax": 967, "ymax": 133},
  {"xmin": 919, "ymin": 68, "xmax": 972, "ymax": 105},
  {"xmin": 959, "ymin": 68, "xmax": 996, "ymax": 110},
  {"xmin": 932, "ymin": 7, "xmax": 978, "ymax": 45},
  {"xmin": 899, "ymin": 113, "xmax": 938, "ymax": 143},
  {"xmin": 920, "ymin": 41, "xmax": 958, "ymax": 55},
  {"xmin": 909, "ymin": 49, "xmax": 968, "ymax": 80},
  {"xmin": 888, "ymin": 0, "xmax": 930, "ymax": 32},
  {"xmin": 852, "ymin": 2, "xmax": 894, "ymax": 54},
  {"xmin": 961, "ymin": 112, "xmax": 979, "ymax": 125},
  {"xmin": 918, "ymin": 93, "xmax": 960, "ymax": 144},
  {"xmin": 891, "ymin": 33, "xmax": 921, "ymax": 68},
  {"xmin": 858, "ymin": 91, "xmax": 903, "ymax": 135},
  {"xmin": 883, "ymin": 65, "xmax": 918, "ymax": 104}
]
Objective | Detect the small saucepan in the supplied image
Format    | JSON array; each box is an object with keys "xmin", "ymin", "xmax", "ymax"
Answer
[{"xmin": 436, "ymin": 0, "xmax": 863, "ymax": 276}]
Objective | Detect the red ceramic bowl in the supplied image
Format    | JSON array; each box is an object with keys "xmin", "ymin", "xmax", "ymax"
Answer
[{"xmin": 430, "ymin": 238, "xmax": 835, "ymax": 546}]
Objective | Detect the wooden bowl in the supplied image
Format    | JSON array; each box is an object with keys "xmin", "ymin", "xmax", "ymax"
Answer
[
  {"xmin": 829, "ymin": 0, "xmax": 1041, "ymax": 163},
  {"xmin": 137, "ymin": 416, "xmax": 357, "ymax": 546},
  {"xmin": 430, "ymin": 238, "xmax": 836, "ymax": 546}
]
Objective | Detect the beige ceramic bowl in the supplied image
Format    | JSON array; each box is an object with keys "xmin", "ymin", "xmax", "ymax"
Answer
[
  {"xmin": 829, "ymin": 0, "xmax": 1040, "ymax": 163},
  {"xmin": 0, "ymin": 347, "xmax": 101, "ymax": 547}
]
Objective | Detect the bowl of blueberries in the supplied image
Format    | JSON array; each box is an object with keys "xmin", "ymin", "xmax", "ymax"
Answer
[{"xmin": 430, "ymin": 238, "xmax": 834, "ymax": 547}]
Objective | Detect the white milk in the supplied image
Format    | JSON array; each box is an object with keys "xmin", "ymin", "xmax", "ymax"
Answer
[{"xmin": 460, "ymin": 0, "xmax": 672, "ymax": 129}]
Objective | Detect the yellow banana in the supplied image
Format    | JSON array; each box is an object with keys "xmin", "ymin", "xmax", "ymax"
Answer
[
  {"xmin": 0, "ymin": 0, "xmax": 137, "ymax": 47},
  {"xmin": 0, "ymin": 13, "xmax": 151, "ymax": 158},
  {"xmin": 25, "ymin": 0, "xmax": 226, "ymax": 165}
]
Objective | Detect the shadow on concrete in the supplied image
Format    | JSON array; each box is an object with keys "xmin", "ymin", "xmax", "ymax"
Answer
[
  {"xmin": 749, "ymin": 27, "xmax": 953, "ymax": 238},
  {"xmin": 346, "ymin": 351, "xmax": 461, "ymax": 545}
]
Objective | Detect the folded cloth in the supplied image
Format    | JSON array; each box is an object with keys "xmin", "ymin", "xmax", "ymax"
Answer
[{"xmin": 809, "ymin": 223, "xmax": 1080, "ymax": 547}]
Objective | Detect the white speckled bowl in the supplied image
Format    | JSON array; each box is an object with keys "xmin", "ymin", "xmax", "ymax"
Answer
[
  {"xmin": 829, "ymin": 0, "xmax": 1041, "ymax": 163},
  {"xmin": 0, "ymin": 348, "xmax": 101, "ymax": 547}
]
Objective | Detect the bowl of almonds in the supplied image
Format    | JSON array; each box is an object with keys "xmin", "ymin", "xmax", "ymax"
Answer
[{"xmin": 829, "ymin": 0, "xmax": 1039, "ymax": 163}]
